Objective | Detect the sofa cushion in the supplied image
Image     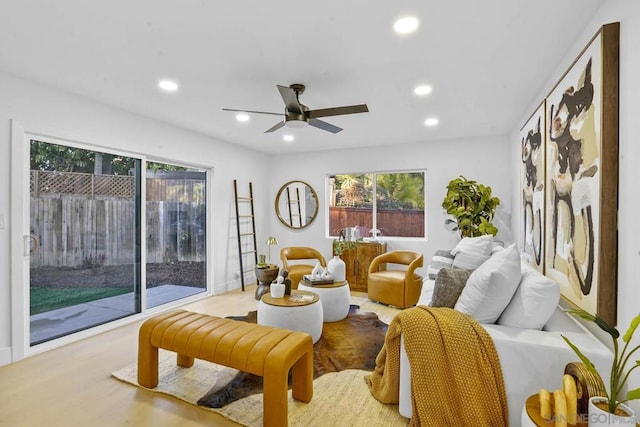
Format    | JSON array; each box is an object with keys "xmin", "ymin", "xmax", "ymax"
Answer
[
  {"xmin": 454, "ymin": 244, "xmax": 521, "ymax": 323},
  {"xmin": 429, "ymin": 268, "xmax": 472, "ymax": 308},
  {"xmin": 426, "ymin": 249, "xmax": 455, "ymax": 280},
  {"xmin": 450, "ymin": 235, "xmax": 494, "ymax": 257},
  {"xmin": 452, "ymin": 251, "xmax": 490, "ymax": 271},
  {"xmin": 497, "ymin": 261, "xmax": 560, "ymax": 330}
]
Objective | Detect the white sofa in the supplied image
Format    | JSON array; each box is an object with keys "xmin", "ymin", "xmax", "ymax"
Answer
[{"xmin": 399, "ymin": 279, "xmax": 612, "ymax": 426}]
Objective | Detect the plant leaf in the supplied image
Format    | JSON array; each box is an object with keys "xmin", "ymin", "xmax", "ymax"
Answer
[
  {"xmin": 622, "ymin": 313, "xmax": 640, "ymax": 343},
  {"xmin": 561, "ymin": 335, "xmax": 600, "ymax": 377},
  {"xmin": 626, "ymin": 387, "xmax": 640, "ymax": 401},
  {"xmin": 564, "ymin": 308, "xmax": 619, "ymax": 338}
]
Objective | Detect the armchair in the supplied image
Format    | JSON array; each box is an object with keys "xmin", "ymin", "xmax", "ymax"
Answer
[
  {"xmin": 367, "ymin": 250, "xmax": 423, "ymax": 308},
  {"xmin": 280, "ymin": 247, "xmax": 327, "ymax": 289}
]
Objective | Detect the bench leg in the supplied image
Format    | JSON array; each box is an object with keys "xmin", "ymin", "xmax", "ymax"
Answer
[
  {"xmin": 138, "ymin": 343, "xmax": 159, "ymax": 388},
  {"xmin": 177, "ymin": 354, "xmax": 194, "ymax": 368},
  {"xmin": 291, "ymin": 348, "xmax": 313, "ymax": 403},
  {"xmin": 263, "ymin": 367, "xmax": 289, "ymax": 427}
]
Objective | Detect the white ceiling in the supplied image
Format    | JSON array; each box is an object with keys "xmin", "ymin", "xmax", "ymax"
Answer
[{"xmin": 0, "ymin": 0, "xmax": 603, "ymax": 154}]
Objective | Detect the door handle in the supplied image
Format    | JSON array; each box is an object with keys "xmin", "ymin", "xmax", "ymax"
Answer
[{"xmin": 24, "ymin": 234, "xmax": 38, "ymax": 256}]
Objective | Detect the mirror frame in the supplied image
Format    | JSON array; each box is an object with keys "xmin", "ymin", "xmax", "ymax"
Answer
[{"xmin": 275, "ymin": 180, "xmax": 319, "ymax": 229}]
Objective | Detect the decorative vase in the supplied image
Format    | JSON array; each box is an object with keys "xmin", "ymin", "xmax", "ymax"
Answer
[
  {"xmin": 270, "ymin": 282, "xmax": 285, "ymax": 298},
  {"xmin": 327, "ymin": 255, "xmax": 346, "ymax": 282},
  {"xmin": 588, "ymin": 397, "xmax": 636, "ymax": 426}
]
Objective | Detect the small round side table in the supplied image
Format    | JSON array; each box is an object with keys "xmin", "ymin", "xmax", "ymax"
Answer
[
  {"xmin": 258, "ymin": 290, "xmax": 323, "ymax": 343},
  {"xmin": 297, "ymin": 281, "xmax": 351, "ymax": 322}
]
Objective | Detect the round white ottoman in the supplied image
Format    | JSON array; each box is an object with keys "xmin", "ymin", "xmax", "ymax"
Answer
[
  {"xmin": 258, "ymin": 290, "xmax": 323, "ymax": 343},
  {"xmin": 298, "ymin": 281, "xmax": 351, "ymax": 322}
]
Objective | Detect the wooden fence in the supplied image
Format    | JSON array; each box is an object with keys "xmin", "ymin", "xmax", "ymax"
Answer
[
  {"xmin": 30, "ymin": 197, "xmax": 206, "ymax": 268},
  {"xmin": 329, "ymin": 207, "xmax": 424, "ymax": 237},
  {"xmin": 30, "ymin": 170, "xmax": 206, "ymax": 202}
]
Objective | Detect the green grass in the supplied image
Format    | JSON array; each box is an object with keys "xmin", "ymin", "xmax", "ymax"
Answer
[{"xmin": 30, "ymin": 287, "xmax": 131, "ymax": 315}]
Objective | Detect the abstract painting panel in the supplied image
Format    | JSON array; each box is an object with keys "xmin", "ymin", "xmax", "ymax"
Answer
[
  {"xmin": 520, "ymin": 101, "xmax": 545, "ymax": 272},
  {"xmin": 544, "ymin": 23, "xmax": 619, "ymax": 326}
]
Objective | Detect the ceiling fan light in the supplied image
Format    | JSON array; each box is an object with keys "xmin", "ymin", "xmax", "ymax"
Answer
[
  {"xmin": 235, "ymin": 113, "xmax": 250, "ymax": 122},
  {"xmin": 285, "ymin": 119, "xmax": 308, "ymax": 128},
  {"xmin": 394, "ymin": 17, "xmax": 419, "ymax": 34},
  {"xmin": 283, "ymin": 135, "xmax": 294, "ymax": 142}
]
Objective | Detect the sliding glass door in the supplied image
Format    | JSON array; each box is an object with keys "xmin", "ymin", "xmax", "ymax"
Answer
[
  {"xmin": 23, "ymin": 136, "xmax": 210, "ymax": 348},
  {"xmin": 29, "ymin": 140, "xmax": 141, "ymax": 345}
]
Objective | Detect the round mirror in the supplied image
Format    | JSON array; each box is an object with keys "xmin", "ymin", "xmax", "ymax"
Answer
[{"xmin": 275, "ymin": 180, "xmax": 318, "ymax": 229}]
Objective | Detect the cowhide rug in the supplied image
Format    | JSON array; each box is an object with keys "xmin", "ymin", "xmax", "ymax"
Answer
[{"xmin": 197, "ymin": 307, "xmax": 388, "ymax": 409}]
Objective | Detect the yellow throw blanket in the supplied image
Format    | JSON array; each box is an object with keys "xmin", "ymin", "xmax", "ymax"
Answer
[{"xmin": 364, "ymin": 306, "xmax": 508, "ymax": 426}]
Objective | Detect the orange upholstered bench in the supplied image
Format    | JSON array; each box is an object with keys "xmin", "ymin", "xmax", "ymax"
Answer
[{"xmin": 138, "ymin": 309, "xmax": 313, "ymax": 427}]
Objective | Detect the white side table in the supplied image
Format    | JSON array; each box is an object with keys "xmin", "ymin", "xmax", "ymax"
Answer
[
  {"xmin": 298, "ymin": 281, "xmax": 351, "ymax": 322},
  {"xmin": 258, "ymin": 290, "xmax": 323, "ymax": 343}
]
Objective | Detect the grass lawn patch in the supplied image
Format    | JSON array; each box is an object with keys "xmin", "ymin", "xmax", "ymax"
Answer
[{"xmin": 30, "ymin": 287, "xmax": 132, "ymax": 315}]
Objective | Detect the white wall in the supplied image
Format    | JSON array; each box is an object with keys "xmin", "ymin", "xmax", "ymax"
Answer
[
  {"xmin": 0, "ymin": 71, "xmax": 270, "ymax": 364},
  {"xmin": 267, "ymin": 134, "xmax": 512, "ymax": 270},
  {"xmin": 510, "ymin": 0, "xmax": 640, "ymax": 412}
]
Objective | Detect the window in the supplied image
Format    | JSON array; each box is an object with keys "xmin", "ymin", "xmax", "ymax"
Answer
[{"xmin": 328, "ymin": 170, "xmax": 425, "ymax": 239}]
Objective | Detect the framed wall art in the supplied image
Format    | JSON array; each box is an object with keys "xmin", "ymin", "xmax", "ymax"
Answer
[
  {"xmin": 544, "ymin": 22, "xmax": 619, "ymax": 326},
  {"xmin": 520, "ymin": 101, "xmax": 546, "ymax": 273}
]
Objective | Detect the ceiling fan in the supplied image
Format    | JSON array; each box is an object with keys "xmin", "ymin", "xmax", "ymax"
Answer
[{"xmin": 222, "ymin": 83, "xmax": 369, "ymax": 134}]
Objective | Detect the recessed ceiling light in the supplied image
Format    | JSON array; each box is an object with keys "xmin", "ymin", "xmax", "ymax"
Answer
[
  {"xmin": 158, "ymin": 79, "xmax": 178, "ymax": 92},
  {"xmin": 424, "ymin": 117, "xmax": 439, "ymax": 127},
  {"xmin": 394, "ymin": 17, "xmax": 419, "ymax": 34},
  {"xmin": 283, "ymin": 135, "xmax": 294, "ymax": 142},
  {"xmin": 235, "ymin": 113, "xmax": 250, "ymax": 122},
  {"xmin": 414, "ymin": 85, "xmax": 432, "ymax": 96}
]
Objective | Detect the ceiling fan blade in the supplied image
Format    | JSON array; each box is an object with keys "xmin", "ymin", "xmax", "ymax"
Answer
[
  {"xmin": 307, "ymin": 104, "xmax": 369, "ymax": 119},
  {"xmin": 264, "ymin": 120, "xmax": 286, "ymax": 133},
  {"xmin": 222, "ymin": 108, "xmax": 283, "ymax": 116},
  {"xmin": 309, "ymin": 118, "xmax": 343, "ymax": 134},
  {"xmin": 277, "ymin": 85, "xmax": 302, "ymax": 114}
]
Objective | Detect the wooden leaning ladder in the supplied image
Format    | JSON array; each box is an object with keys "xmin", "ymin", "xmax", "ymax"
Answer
[{"xmin": 233, "ymin": 179, "xmax": 258, "ymax": 291}]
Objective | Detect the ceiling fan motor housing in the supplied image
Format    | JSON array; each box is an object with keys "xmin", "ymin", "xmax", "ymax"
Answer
[{"xmin": 285, "ymin": 113, "xmax": 308, "ymax": 127}]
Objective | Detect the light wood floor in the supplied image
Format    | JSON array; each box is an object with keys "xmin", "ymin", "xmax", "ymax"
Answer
[{"xmin": 0, "ymin": 286, "xmax": 386, "ymax": 427}]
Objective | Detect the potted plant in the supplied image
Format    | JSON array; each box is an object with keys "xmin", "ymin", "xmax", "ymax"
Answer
[
  {"xmin": 441, "ymin": 175, "xmax": 501, "ymax": 237},
  {"xmin": 562, "ymin": 308, "xmax": 640, "ymax": 424},
  {"xmin": 333, "ymin": 239, "xmax": 358, "ymax": 256}
]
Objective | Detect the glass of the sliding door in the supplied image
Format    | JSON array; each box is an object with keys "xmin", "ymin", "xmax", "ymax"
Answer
[
  {"xmin": 29, "ymin": 140, "xmax": 141, "ymax": 345},
  {"xmin": 146, "ymin": 162, "xmax": 206, "ymax": 308}
]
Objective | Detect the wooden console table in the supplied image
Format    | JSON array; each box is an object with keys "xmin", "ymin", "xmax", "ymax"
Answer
[{"xmin": 336, "ymin": 241, "xmax": 386, "ymax": 292}]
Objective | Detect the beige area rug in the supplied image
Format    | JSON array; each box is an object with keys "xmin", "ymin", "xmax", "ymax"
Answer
[{"xmin": 112, "ymin": 297, "xmax": 407, "ymax": 426}]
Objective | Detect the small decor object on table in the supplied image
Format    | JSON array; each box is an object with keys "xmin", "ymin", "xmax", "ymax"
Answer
[
  {"xmin": 301, "ymin": 274, "xmax": 334, "ymax": 286},
  {"xmin": 270, "ymin": 275, "xmax": 285, "ymax": 298},
  {"xmin": 327, "ymin": 255, "xmax": 346, "ymax": 282},
  {"xmin": 281, "ymin": 269, "xmax": 292, "ymax": 295}
]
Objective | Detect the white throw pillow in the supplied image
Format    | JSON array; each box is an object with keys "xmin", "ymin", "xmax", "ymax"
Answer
[
  {"xmin": 452, "ymin": 251, "xmax": 490, "ymax": 271},
  {"xmin": 454, "ymin": 244, "xmax": 521, "ymax": 323},
  {"xmin": 497, "ymin": 261, "xmax": 560, "ymax": 330},
  {"xmin": 450, "ymin": 235, "xmax": 494, "ymax": 257},
  {"xmin": 426, "ymin": 249, "xmax": 455, "ymax": 279}
]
